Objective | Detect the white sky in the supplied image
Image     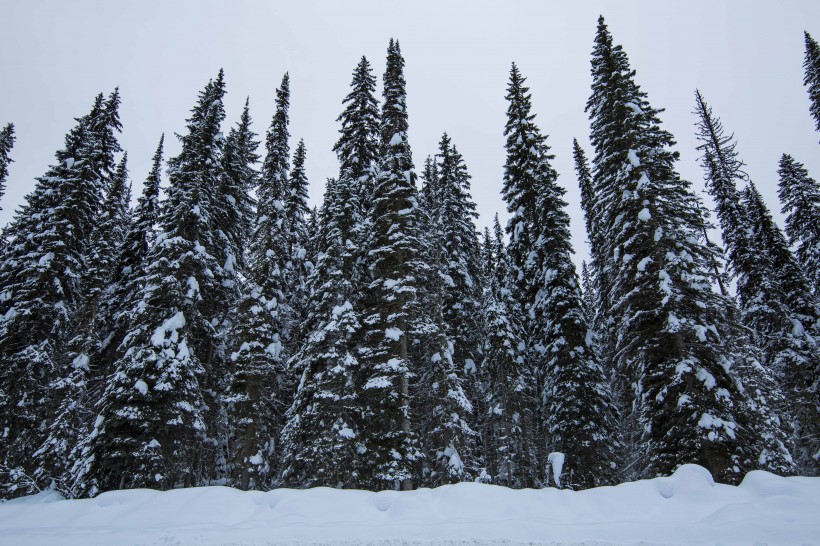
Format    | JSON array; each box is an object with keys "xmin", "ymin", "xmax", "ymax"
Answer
[{"xmin": 1, "ymin": 0, "xmax": 819, "ymax": 269}]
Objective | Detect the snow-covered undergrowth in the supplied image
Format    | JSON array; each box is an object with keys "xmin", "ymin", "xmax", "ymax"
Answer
[{"xmin": 0, "ymin": 465, "xmax": 817, "ymax": 546}]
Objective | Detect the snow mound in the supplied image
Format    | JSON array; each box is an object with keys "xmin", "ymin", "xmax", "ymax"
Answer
[{"xmin": 0, "ymin": 465, "xmax": 817, "ymax": 545}]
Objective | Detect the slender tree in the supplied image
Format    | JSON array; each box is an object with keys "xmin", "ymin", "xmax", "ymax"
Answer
[
  {"xmin": 414, "ymin": 134, "xmax": 483, "ymax": 485},
  {"xmin": 694, "ymin": 91, "xmax": 817, "ymax": 475},
  {"xmin": 96, "ymin": 136, "xmax": 164, "ymax": 382},
  {"xmin": 359, "ymin": 39, "xmax": 423, "ymax": 490},
  {"xmin": 334, "ymin": 56, "xmax": 381, "ymax": 213},
  {"xmin": 0, "ymin": 123, "xmax": 15, "ymax": 213},
  {"xmin": 279, "ymin": 175, "xmax": 365, "ymax": 488},
  {"xmin": 804, "ymin": 31, "xmax": 820, "ymax": 138},
  {"xmin": 479, "ymin": 276, "xmax": 535, "ymax": 487},
  {"xmin": 75, "ymin": 72, "xmax": 229, "ymax": 495},
  {"xmin": 35, "ymin": 154, "xmax": 131, "ymax": 494},
  {"xmin": 285, "ymin": 139, "xmax": 311, "ymax": 330},
  {"xmin": 0, "ymin": 91, "xmax": 121, "ymax": 497},
  {"xmin": 742, "ymin": 183, "xmax": 820, "ymax": 474},
  {"xmin": 280, "ymin": 58, "xmax": 381, "ymax": 488},
  {"xmin": 778, "ymin": 153, "xmax": 820, "ymax": 295}
]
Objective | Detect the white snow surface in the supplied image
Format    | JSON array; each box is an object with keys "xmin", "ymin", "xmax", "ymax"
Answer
[{"xmin": 0, "ymin": 465, "xmax": 817, "ymax": 546}]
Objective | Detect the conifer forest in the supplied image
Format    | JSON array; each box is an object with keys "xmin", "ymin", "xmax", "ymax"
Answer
[{"xmin": 1, "ymin": 15, "xmax": 820, "ymax": 501}]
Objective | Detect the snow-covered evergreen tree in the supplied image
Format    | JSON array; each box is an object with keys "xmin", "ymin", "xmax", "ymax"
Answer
[
  {"xmin": 279, "ymin": 175, "xmax": 365, "ymax": 488},
  {"xmin": 533, "ymin": 167, "xmax": 619, "ymax": 490},
  {"xmin": 96, "ymin": 136, "xmax": 164, "ymax": 381},
  {"xmin": 223, "ymin": 75, "xmax": 295, "ymax": 491},
  {"xmin": 413, "ymin": 134, "xmax": 483, "ymax": 485},
  {"xmin": 586, "ymin": 18, "xmax": 747, "ymax": 483},
  {"xmin": 74, "ymin": 72, "xmax": 230, "ymax": 495},
  {"xmin": 777, "ymin": 153, "xmax": 820, "ymax": 295},
  {"xmin": 499, "ymin": 66, "xmax": 619, "ymax": 488},
  {"xmin": 359, "ymin": 39, "xmax": 423, "ymax": 490},
  {"xmin": 804, "ymin": 31, "xmax": 820, "ymax": 138},
  {"xmin": 34, "ymin": 154, "xmax": 132, "ymax": 494},
  {"xmin": 742, "ymin": 183, "xmax": 820, "ymax": 474},
  {"xmin": 498, "ymin": 64, "xmax": 553, "ymax": 482},
  {"xmin": 0, "ymin": 123, "xmax": 14, "ymax": 213},
  {"xmin": 247, "ymin": 72, "xmax": 293, "ymax": 353},
  {"xmin": 573, "ymin": 139, "xmax": 608, "ymax": 337},
  {"xmin": 285, "ymin": 139, "xmax": 311, "ymax": 331},
  {"xmin": 225, "ymin": 284, "xmax": 282, "ymax": 490},
  {"xmin": 0, "ymin": 91, "xmax": 121, "ymax": 497},
  {"xmin": 334, "ymin": 56, "xmax": 381, "ymax": 214},
  {"xmin": 479, "ymin": 276, "xmax": 535, "ymax": 488},
  {"xmin": 219, "ymin": 99, "xmax": 258, "ymax": 274},
  {"xmin": 280, "ymin": 57, "xmax": 381, "ymax": 489},
  {"xmin": 221, "ymin": 99, "xmax": 292, "ymax": 491},
  {"xmin": 694, "ymin": 91, "xmax": 817, "ymax": 475},
  {"xmin": 250, "ymin": 72, "xmax": 291, "ymax": 295}
]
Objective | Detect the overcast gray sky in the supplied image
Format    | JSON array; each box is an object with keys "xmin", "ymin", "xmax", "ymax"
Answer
[{"xmin": 1, "ymin": 0, "xmax": 818, "ymax": 269}]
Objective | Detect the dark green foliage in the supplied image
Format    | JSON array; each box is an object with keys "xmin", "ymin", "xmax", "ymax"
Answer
[
  {"xmin": 359, "ymin": 39, "xmax": 423, "ymax": 490},
  {"xmin": 279, "ymin": 175, "xmax": 365, "ymax": 488},
  {"xmin": 225, "ymin": 287, "xmax": 283, "ymax": 490},
  {"xmin": 0, "ymin": 123, "xmax": 15, "ymax": 213},
  {"xmin": 778, "ymin": 154, "xmax": 820, "ymax": 295},
  {"xmin": 76, "ymin": 72, "xmax": 230, "ymax": 495},
  {"xmin": 414, "ymin": 134, "xmax": 482, "ymax": 486},
  {"xmin": 479, "ymin": 280, "xmax": 535, "ymax": 487},
  {"xmin": 694, "ymin": 91, "xmax": 816, "ymax": 476},
  {"xmin": 220, "ymin": 99, "xmax": 259, "ymax": 273},
  {"xmin": 742, "ymin": 184, "xmax": 820, "ymax": 475},
  {"xmin": 804, "ymin": 32, "xmax": 820, "ymax": 138},
  {"xmin": 35, "ymin": 154, "xmax": 132, "ymax": 494},
  {"xmin": 587, "ymin": 18, "xmax": 746, "ymax": 483},
  {"xmin": 0, "ymin": 91, "xmax": 121, "ymax": 497},
  {"xmin": 334, "ymin": 56, "xmax": 380, "ymax": 212}
]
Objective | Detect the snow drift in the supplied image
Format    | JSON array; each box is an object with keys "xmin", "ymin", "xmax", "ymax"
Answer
[{"xmin": 0, "ymin": 465, "xmax": 817, "ymax": 545}]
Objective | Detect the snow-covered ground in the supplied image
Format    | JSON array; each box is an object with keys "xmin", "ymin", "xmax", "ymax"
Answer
[{"xmin": 0, "ymin": 465, "xmax": 817, "ymax": 546}]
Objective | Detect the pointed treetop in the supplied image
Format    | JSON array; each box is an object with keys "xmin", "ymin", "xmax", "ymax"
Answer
[
  {"xmin": 334, "ymin": 55, "xmax": 380, "ymax": 185},
  {"xmin": 0, "ymin": 123, "xmax": 16, "ymax": 209},
  {"xmin": 803, "ymin": 31, "xmax": 820, "ymax": 137}
]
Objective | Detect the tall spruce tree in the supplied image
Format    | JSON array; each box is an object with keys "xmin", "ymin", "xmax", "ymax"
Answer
[
  {"xmin": 742, "ymin": 183, "xmax": 820, "ymax": 473},
  {"xmin": 414, "ymin": 134, "xmax": 482, "ymax": 486},
  {"xmin": 0, "ymin": 123, "xmax": 14, "ymax": 213},
  {"xmin": 501, "ymin": 65, "xmax": 618, "ymax": 488},
  {"xmin": 804, "ymin": 31, "xmax": 820, "ymax": 138},
  {"xmin": 586, "ymin": 18, "xmax": 747, "ymax": 483},
  {"xmin": 534, "ymin": 162, "xmax": 619, "ymax": 489},
  {"xmin": 285, "ymin": 138, "xmax": 311, "ymax": 331},
  {"xmin": 280, "ymin": 58, "xmax": 381, "ymax": 488},
  {"xmin": 498, "ymin": 64, "xmax": 553, "ymax": 483},
  {"xmin": 75, "ymin": 72, "xmax": 230, "ymax": 495},
  {"xmin": 359, "ymin": 39, "xmax": 423, "ymax": 490},
  {"xmin": 334, "ymin": 56, "xmax": 381, "ymax": 214},
  {"xmin": 0, "ymin": 91, "xmax": 121, "ymax": 497},
  {"xmin": 778, "ymin": 153, "xmax": 820, "ymax": 295},
  {"xmin": 694, "ymin": 91, "xmax": 817, "ymax": 475},
  {"xmin": 573, "ymin": 139, "xmax": 608, "ymax": 336},
  {"xmin": 279, "ymin": 175, "xmax": 365, "ymax": 488},
  {"xmin": 225, "ymin": 75, "xmax": 295, "ymax": 491},
  {"xmin": 248, "ymin": 72, "xmax": 293, "ymax": 352},
  {"xmin": 221, "ymin": 102, "xmax": 294, "ymax": 492},
  {"xmin": 35, "ymin": 154, "xmax": 132, "ymax": 494},
  {"xmin": 479, "ymin": 271, "xmax": 535, "ymax": 487},
  {"xmin": 219, "ymin": 99, "xmax": 258, "ymax": 274},
  {"xmin": 96, "ymin": 136, "xmax": 164, "ymax": 383}
]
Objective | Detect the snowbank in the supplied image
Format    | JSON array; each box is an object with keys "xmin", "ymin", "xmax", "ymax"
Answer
[{"xmin": 0, "ymin": 465, "xmax": 817, "ymax": 545}]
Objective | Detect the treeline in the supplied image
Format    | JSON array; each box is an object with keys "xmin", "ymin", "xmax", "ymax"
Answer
[{"xmin": 0, "ymin": 18, "xmax": 818, "ymax": 499}]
